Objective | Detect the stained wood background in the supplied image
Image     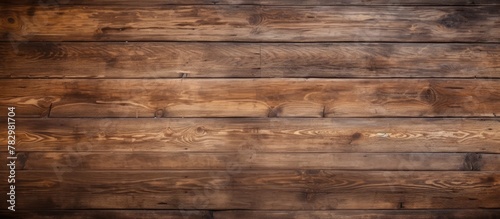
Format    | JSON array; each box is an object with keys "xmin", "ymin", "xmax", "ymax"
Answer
[{"xmin": 0, "ymin": 0, "xmax": 499, "ymax": 218}]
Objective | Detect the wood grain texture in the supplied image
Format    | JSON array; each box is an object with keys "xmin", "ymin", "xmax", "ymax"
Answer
[
  {"xmin": 13, "ymin": 190, "xmax": 500, "ymax": 210},
  {"xmin": 1, "ymin": 79, "xmax": 499, "ymax": 118},
  {"xmin": 15, "ymin": 171, "xmax": 499, "ymax": 193},
  {"xmin": 261, "ymin": 43, "xmax": 500, "ymax": 78},
  {"xmin": 0, "ymin": 42, "xmax": 261, "ymax": 78},
  {"xmin": 6, "ymin": 118, "xmax": 500, "ymax": 153},
  {"xmin": 3, "ymin": 0, "xmax": 500, "ymax": 6},
  {"xmin": 5, "ymin": 152, "xmax": 498, "ymax": 171},
  {"xmin": 2, "ymin": 6, "xmax": 499, "ymax": 42},
  {"xmin": 214, "ymin": 210, "xmax": 500, "ymax": 219},
  {"xmin": 0, "ymin": 210, "xmax": 211, "ymax": 219},
  {"xmin": 1, "ymin": 210, "xmax": 498, "ymax": 219},
  {"xmin": 2, "ymin": 42, "xmax": 500, "ymax": 78}
]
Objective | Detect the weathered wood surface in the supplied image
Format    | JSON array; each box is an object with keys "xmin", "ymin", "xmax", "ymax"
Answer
[
  {"xmin": 0, "ymin": 210, "xmax": 211, "ymax": 219},
  {"xmin": 2, "ymin": 42, "xmax": 500, "ymax": 78},
  {"xmin": 3, "ymin": 0, "xmax": 500, "ymax": 6},
  {"xmin": 214, "ymin": 210, "xmax": 500, "ymax": 219},
  {"xmin": 12, "ymin": 190, "xmax": 500, "ymax": 210},
  {"xmin": 1, "ymin": 210, "xmax": 498, "ymax": 219},
  {"xmin": 15, "ymin": 171, "xmax": 499, "ymax": 193},
  {"xmin": 1, "ymin": 79, "xmax": 499, "ymax": 118},
  {"xmin": 4, "ymin": 118, "xmax": 499, "ymax": 153},
  {"xmin": 2, "ymin": 6, "xmax": 499, "ymax": 42},
  {"xmin": 4, "ymin": 152, "xmax": 498, "ymax": 171}
]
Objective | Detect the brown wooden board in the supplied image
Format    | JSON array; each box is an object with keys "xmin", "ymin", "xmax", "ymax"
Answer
[
  {"xmin": 1, "ymin": 79, "xmax": 499, "ymax": 118},
  {"xmin": 3, "ymin": 152, "xmax": 498, "ymax": 171},
  {"xmin": 2, "ymin": 42, "xmax": 499, "ymax": 78},
  {"xmin": 2, "ymin": 0, "xmax": 500, "ymax": 6},
  {"xmin": 2, "ymin": 6, "xmax": 499, "ymax": 42},
  {"xmin": 0, "ymin": 210, "xmax": 211, "ymax": 219},
  {"xmin": 4, "ymin": 118, "xmax": 499, "ymax": 153},
  {"xmin": 12, "ymin": 190, "xmax": 500, "ymax": 210},
  {"xmin": 214, "ymin": 210, "xmax": 500, "ymax": 219},
  {"xmin": 13, "ymin": 170, "xmax": 500, "ymax": 193}
]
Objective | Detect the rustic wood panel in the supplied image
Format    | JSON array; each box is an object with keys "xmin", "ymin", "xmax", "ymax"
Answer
[
  {"xmin": 13, "ymin": 190, "xmax": 500, "ymax": 210},
  {"xmin": 1, "ymin": 79, "xmax": 499, "ymax": 118},
  {"xmin": 6, "ymin": 152, "xmax": 498, "ymax": 171},
  {"xmin": 6, "ymin": 118, "xmax": 499, "ymax": 153},
  {"xmin": 1, "ymin": 210, "xmax": 498, "ymax": 219},
  {"xmin": 2, "ymin": 42, "xmax": 499, "ymax": 78},
  {"xmin": 0, "ymin": 210, "xmax": 211, "ymax": 219},
  {"xmin": 3, "ymin": 0, "xmax": 500, "ymax": 6},
  {"xmin": 261, "ymin": 43, "xmax": 500, "ymax": 78},
  {"xmin": 16, "ymin": 171, "xmax": 499, "ymax": 193},
  {"xmin": 214, "ymin": 210, "xmax": 500, "ymax": 219},
  {"xmin": 0, "ymin": 42, "xmax": 261, "ymax": 78},
  {"xmin": 2, "ymin": 6, "xmax": 499, "ymax": 42}
]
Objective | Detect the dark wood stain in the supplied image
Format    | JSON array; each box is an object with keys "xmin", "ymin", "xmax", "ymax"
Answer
[{"xmin": 0, "ymin": 0, "xmax": 498, "ymax": 218}]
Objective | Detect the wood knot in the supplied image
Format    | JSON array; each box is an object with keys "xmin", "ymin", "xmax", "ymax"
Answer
[
  {"xmin": 195, "ymin": 126, "xmax": 207, "ymax": 135},
  {"xmin": 17, "ymin": 153, "xmax": 28, "ymax": 170},
  {"xmin": 268, "ymin": 106, "xmax": 282, "ymax": 118},
  {"xmin": 438, "ymin": 9, "xmax": 480, "ymax": 29},
  {"xmin": 247, "ymin": 14, "xmax": 262, "ymax": 25},
  {"xmin": 352, "ymin": 132, "xmax": 362, "ymax": 140},
  {"xmin": 419, "ymin": 87, "xmax": 437, "ymax": 104},
  {"xmin": 301, "ymin": 192, "xmax": 316, "ymax": 203},
  {"xmin": 7, "ymin": 17, "xmax": 15, "ymax": 24},
  {"xmin": 461, "ymin": 153, "xmax": 483, "ymax": 171},
  {"xmin": 154, "ymin": 109, "xmax": 164, "ymax": 118},
  {"xmin": 439, "ymin": 13, "xmax": 468, "ymax": 28}
]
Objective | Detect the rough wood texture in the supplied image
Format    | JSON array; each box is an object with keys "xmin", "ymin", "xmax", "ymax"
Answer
[
  {"xmin": 1, "ymin": 0, "xmax": 499, "ymax": 217},
  {"xmin": 2, "ymin": 6, "xmax": 499, "ymax": 42},
  {"xmin": 1, "ymin": 79, "xmax": 499, "ymax": 118},
  {"xmin": 6, "ymin": 152, "xmax": 498, "ymax": 171},
  {"xmin": 3, "ymin": 0, "xmax": 500, "ymax": 5},
  {"xmin": 214, "ymin": 210, "xmax": 500, "ymax": 219},
  {"xmin": 0, "ymin": 210, "xmax": 211, "ymax": 219},
  {"xmin": 13, "ymin": 190, "xmax": 500, "ymax": 210},
  {"xmin": 5, "ymin": 118, "xmax": 499, "ymax": 153},
  {"xmin": 16, "ymin": 171, "xmax": 499, "ymax": 193},
  {"xmin": 2, "ymin": 42, "xmax": 500, "ymax": 78}
]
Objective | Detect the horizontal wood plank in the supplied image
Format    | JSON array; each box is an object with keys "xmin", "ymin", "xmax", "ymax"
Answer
[
  {"xmin": 0, "ymin": 42, "xmax": 261, "ymax": 78},
  {"xmin": 1, "ymin": 210, "xmax": 498, "ymax": 219},
  {"xmin": 15, "ymin": 170, "xmax": 499, "ymax": 193},
  {"xmin": 214, "ymin": 210, "xmax": 500, "ymax": 219},
  {"xmin": 3, "ymin": 0, "xmax": 500, "ymax": 6},
  {"xmin": 2, "ymin": 42, "xmax": 500, "ymax": 78},
  {"xmin": 2, "ymin": 6, "xmax": 499, "ymax": 42},
  {"xmin": 4, "ymin": 118, "xmax": 500, "ymax": 153},
  {"xmin": 12, "ymin": 190, "xmax": 500, "ymax": 210},
  {"xmin": 3, "ymin": 152, "xmax": 498, "ymax": 171},
  {"xmin": 0, "ymin": 210, "xmax": 211, "ymax": 219},
  {"xmin": 1, "ymin": 79, "xmax": 499, "ymax": 118}
]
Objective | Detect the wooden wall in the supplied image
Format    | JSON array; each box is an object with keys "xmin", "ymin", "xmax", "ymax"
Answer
[{"xmin": 1, "ymin": 0, "xmax": 499, "ymax": 218}]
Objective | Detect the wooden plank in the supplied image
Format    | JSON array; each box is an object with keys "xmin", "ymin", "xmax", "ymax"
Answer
[
  {"xmin": 6, "ymin": 118, "xmax": 500, "ymax": 153},
  {"xmin": 0, "ymin": 210, "xmax": 211, "ymax": 219},
  {"xmin": 261, "ymin": 43, "xmax": 500, "ymax": 78},
  {"xmin": 1, "ymin": 79, "xmax": 499, "ymax": 118},
  {"xmin": 12, "ymin": 190, "xmax": 500, "ymax": 210},
  {"xmin": 214, "ymin": 210, "xmax": 500, "ymax": 219},
  {"xmin": 15, "ymin": 171, "xmax": 499, "ymax": 193},
  {"xmin": 1, "ymin": 210, "xmax": 498, "ymax": 219},
  {"xmin": 2, "ymin": 42, "xmax": 500, "ymax": 78},
  {"xmin": 0, "ymin": 42, "xmax": 261, "ymax": 78},
  {"xmin": 4, "ymin": 152, "xmax": 498, "ymax": 171},
  {"xmin": 2, "ymin": 6, "xmax": 499, "ymax": 42},
  {"xmin": 2, "ymin": 0, "xmax": 500, "ymax": 6}
]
